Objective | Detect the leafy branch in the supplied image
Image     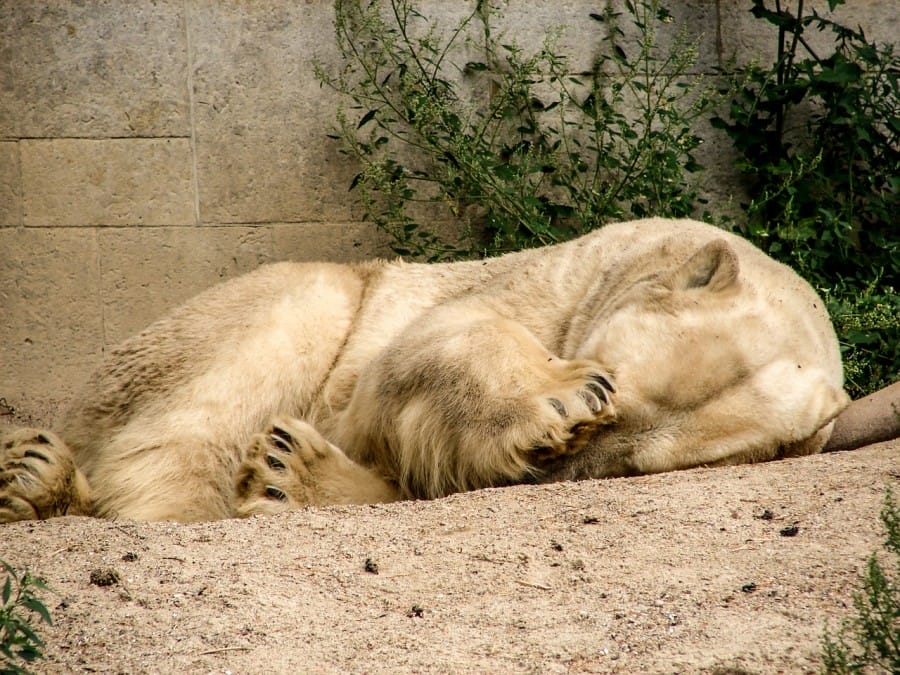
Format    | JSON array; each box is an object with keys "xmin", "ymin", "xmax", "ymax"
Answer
[
  {"xmin": 1, "ymin": 560, "xmax": 53, "ymax": 675},
  {"xmin": 822, "ymin": 489, "xmax": 900, "ymax": 673},
  {"xmin": 316, "ymin": 0, "xmax": 721, "ymax": 260}
]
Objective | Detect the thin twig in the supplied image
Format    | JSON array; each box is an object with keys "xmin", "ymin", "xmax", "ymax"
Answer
[
  {"xmin": 197, "ymin": 646, "xmax": 251, "ymax": 656},
  {"xmin": 111, "ymin": 524, "xmax": 145, "ymax": 540}
]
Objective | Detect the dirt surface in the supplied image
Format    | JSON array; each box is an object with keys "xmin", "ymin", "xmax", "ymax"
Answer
[{"xmin": 1, "ymin": 440, "xmax": 897, "ymax": 674}]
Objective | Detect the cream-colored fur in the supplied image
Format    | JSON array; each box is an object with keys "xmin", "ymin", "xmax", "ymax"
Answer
[{"xmin": 0, "ymin": 218, "xmax": 849, "ymax": 522}]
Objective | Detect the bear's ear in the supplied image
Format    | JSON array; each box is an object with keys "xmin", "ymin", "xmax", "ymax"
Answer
[{"xmin": 666, "ymin": 239, "xmax": 739, "ymax": 292}]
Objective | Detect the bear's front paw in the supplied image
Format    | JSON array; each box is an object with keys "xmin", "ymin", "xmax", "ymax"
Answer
[
  {"xmin": 0, "ymin": 428, "xmax": 91, "ymax": 522},
  {"xmin": 529, "ymin": 364, "xmax": 617, "ymax": 464},
  {"xmin": 547, "ymin": 371, "xmax": 616, "ymax": 418}
]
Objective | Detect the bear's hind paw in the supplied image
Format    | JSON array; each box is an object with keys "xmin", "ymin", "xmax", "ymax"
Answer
[
  {"xmin": 233, "ymin": 417, "xmax": 399, "ymax": 517},
  {"xmin": 0, "ymin": 428, "xmax": 91, "ymax": 522}
]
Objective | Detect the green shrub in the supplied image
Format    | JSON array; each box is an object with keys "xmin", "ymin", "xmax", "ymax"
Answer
[
  {"xmin": 822, "ymin": 489, "xmax": 900, "ymax": 673},
  {"xmin": 712, "ymin": 0, "xmax": 899, "ymax": 398},
  {"xmin": 1, "ymin": 561, "xmax": 52, "ymax": 675},
  {"xmin": 317, "ymin": 0, "xmax": 720, "ymax": 260}
]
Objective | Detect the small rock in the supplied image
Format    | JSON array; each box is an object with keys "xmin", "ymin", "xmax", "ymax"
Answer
[
  {"xmin": 89, "ymin": 568, "xmax": 120, "ymax": 587},
  {"xmin": 779, "ymin": 525, "xmax": 800, "ymax": 537}
]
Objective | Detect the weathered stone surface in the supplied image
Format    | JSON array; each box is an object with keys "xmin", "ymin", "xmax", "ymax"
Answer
[
  {"xmin": 719, "ymin": 0, "xmax": 900, "ymax": 68},
  {"xmin": 189, "ymin": 1, "xmax": 491, "ymax": 226},
  {"xmin": 691, "ymin": 125, "xmax": 749, "ymax": 218},
  {"xmin": 271, "ymin": 222, "xmax": 393, "ymax": 263},
  {"xmin": 21, "ymin": 139, "xmax": 196, "ymax": 226},
  {"xmin": 495, "ymin": 1, "xmax": 609, "ymax": 74},
  {"xmin": 98, "ymin": 226, "xmax": 272, "ymax": 345},
  {"xmin": 190, "ymin": 1, "xmax": 361, "ymax": 224},
  {"xmin": 0, "ymin": 227, "xmax": 102, "ymax": 421},
  {"xmin": 0, "ymin": 142, "xmax": 20, "ymax": 226},
  {"xmin": 0, "ymin": 0, "xmax": 189, "ymax": 138},
  {"xmin": 593, "ymin": 1, "xmax": 721, "ymax": 74}
]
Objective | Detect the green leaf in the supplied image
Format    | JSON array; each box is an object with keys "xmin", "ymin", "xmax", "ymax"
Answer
[
  {"xmin": 818, "ymin": 60, "xmax": 862, "ymax": 84},
  {"xmin": 356, "ymin": 109, "xmax": 378, "ymax": 129},
  {"xmin": 22, "ymin": 598, "xmax": 52, "ymax": 626},
  {"xmin": 16, "ymin": 620, "xmax": 45, "ymax": 649},
  {"xmin": 17, "ymin": 643, "xmax": 43, "ymax": 663},
  {"xmin": 684, "ymin": 159, "xmax": 704, "ymax": 173}
]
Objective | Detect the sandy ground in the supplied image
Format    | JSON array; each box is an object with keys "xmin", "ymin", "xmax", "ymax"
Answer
[{"xmin": 1, "ymin": 439, "xmax": 897, "ymax": 674}]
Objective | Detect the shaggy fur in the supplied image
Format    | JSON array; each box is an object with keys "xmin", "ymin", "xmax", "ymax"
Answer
[{"xmin": 0, "ymin": 218, "xmax": 849, "ymax": 522}]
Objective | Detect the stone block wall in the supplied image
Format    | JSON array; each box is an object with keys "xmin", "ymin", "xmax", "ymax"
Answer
[{"xmin": 1, "ymin": 1, "xmax": 896, "ymax": 424}]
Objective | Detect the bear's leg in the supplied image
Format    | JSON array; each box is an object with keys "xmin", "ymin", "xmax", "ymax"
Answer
[
  {"xmin": 337, "ymin": 300, "xmax": 617, "ymax": 498},
  {"xmin": 0, "ymin": 428, "xmax": 93, "ymax": 522},
  {"xmin": 233, "ymin": 416, "xmax": 400, "ymax": 516}
]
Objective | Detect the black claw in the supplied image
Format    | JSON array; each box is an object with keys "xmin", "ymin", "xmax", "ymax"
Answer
[
  {"xmin": 266, "ymin": 453, "xmax": 286, "ymax": 470},
  {"xmin": 585, "ymin": 380, "xmax": 609, "ymax": 405},
  {"xmin": 590, "ymin": 373, "xmax": 616, "ymax": 393},
  {"xmin": 36, "ymin": 434, "xmax": 52, "ymax": 445},
  {"xmin": 548, "ymin": 397, "xmax": 568, "ymax": 417},
  {"xmin": 578, "ymin": 389, "xmax": 601, "ymax": 413},
  {"xmin": 23, "ymin": 450, "xmax": 50, "ymax": 463},
  {"xmin": 270, "ymin": 427, "xmax": 293, "ymax": 453},
  {"xmin": 265, "ymin": 485, "xmax": 287, "ymax": 501}
]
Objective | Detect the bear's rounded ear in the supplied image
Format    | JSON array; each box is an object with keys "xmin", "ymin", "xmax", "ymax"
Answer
[{"xmin": 667, "ymin": 239, "xmax": 739, "ymax": 292}]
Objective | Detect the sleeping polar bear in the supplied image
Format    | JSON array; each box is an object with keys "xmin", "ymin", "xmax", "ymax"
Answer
[{"xmin": 0, "ymin": 218, "xmax": 849, "ymax": 523}]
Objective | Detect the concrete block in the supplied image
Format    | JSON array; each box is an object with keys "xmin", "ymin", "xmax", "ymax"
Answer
[
  {"xmin": 21, "ymin": 138, "xmax": 195, "ymax": 226},
  {"xmin": 719, "ymin": 0, "xmax": 900, "ymax": 68},
  {"xmin": 0, "ymin": 0, "xmax": 189, "ymax": 138},
  {"xmin": 691, "ymin": 123, "xmax": 750, "ymax": 219},
  {"xmin": 491, "ymin": 0, "xmax": 608, "ymax": 74},
  {"xmin": 603, "ymin": 1, "xmax": 720, "ymax": 74},
  {"xmin": 98, "ymin": 226, "xmax": 272, "ymax": 345},
  {"xmin": 0, "ymin": 142, "xmax": 20, "ymax": 226},
  {"xmin": 190, "ymin": 1, "xmax": 362, "ymax": 224},
  {"xmin": 190, "ymin": 1, "xmax": 498, "ymax": 226},
  {"xmin": 194, "ymin": 121, "xmax": 361, "ymax": 225},
  {"xmin": 0, "ymin": 227, "xmax": 103, "ymax": 423},
  {"xmin": 270, "ymin": 222, "xmax": 393, "ymax": 263},
  {"xmin": 829, "ymin": 0, "xmax": 900, "ymax": 49}
]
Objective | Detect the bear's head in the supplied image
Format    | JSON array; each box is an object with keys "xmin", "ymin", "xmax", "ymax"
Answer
[{"xmin": 557, "ymin": 238, "xmax": 849, "ymax": 480}]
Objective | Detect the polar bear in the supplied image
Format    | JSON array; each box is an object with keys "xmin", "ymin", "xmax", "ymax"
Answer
[{"xmin": 0, "ymin": 218, "xmax": 849, "ymax": 523}]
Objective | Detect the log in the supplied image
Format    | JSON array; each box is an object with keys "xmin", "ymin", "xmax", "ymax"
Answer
[{"xmin": 824, "ymin": 380, "xmax": 900, "ymax": 452}]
